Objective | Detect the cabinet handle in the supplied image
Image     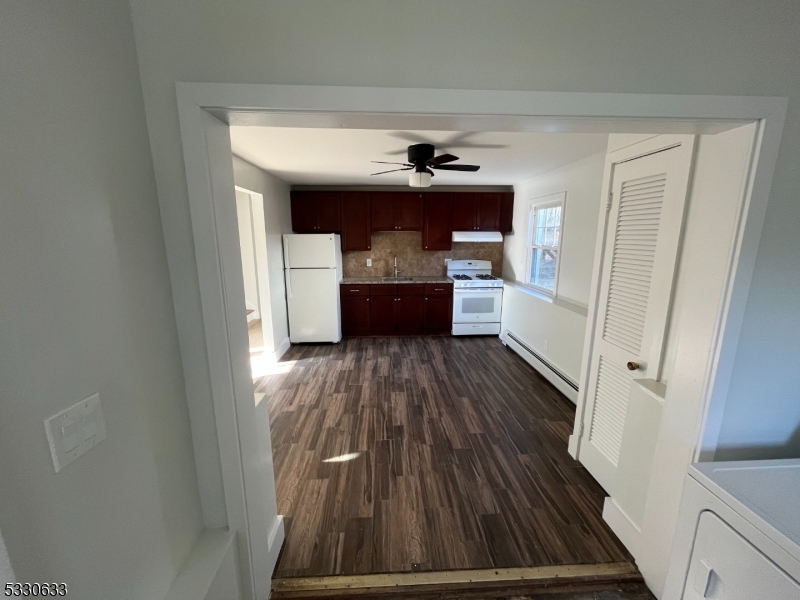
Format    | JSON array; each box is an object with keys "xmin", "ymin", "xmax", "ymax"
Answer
[
  {"xmin": 367, "ymin": 298, "xmax": 370, "ymax": 301},
  {"xmin": 434, "ymin": 288, "xmax": 444, "ymax": 291},
  {"xmin": 350, "ymin": 289, "xmax": 360, "ymax": 292}
]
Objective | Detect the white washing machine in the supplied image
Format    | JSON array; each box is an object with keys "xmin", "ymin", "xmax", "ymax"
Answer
[{"xmin": 664, "ymin": 459, "xmax": 800, "ymax": 600}]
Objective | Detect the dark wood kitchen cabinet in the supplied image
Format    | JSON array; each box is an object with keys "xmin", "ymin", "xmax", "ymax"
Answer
[
  {"xmin": 499, "ymin": 192, "xmax": 514, "ymax": 233},
  {"xmin": 476, "ymin": 193, "xmax": 501, "ymax": 231},
  {"xmin": 422, "ymin": 193, "xmax": 453, "ymax": 251},
  {"xmin": 340, "ymin": 192, "xmax": 371, "ymax": 251},
  {"xmin": 290, "ymin": 191, "xmax": 341, "ymax": 233},
  {"xmin": 423, "ymin": 283, "xmax": 454, "ymax": 332},
  {"xmin": 452, "ymin": 193, "xmax": 478, "ymax": 231},
  {"xmin": 452, "ymin": 192, "xmax": 502, "ymax": 231},
  {"xmin": 396, "ymin": 284, "xmax": 425, "ymax": 332},
  {"xmin": 370, "ymin": 192, "xmax": 423, "ymax": 231},
  {"xmin": 340, "ymin": 282, "xmax": 451, "ymax": 336},
  {"xmin": 369, "ymin": 297, "xmax": 396, "ymax": 333},
  {"xmin": 340, "ymin": 285, "xmax": 370, "ymax": 335}
]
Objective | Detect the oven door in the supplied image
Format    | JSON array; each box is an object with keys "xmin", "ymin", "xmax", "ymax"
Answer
[{"xmin": 452, "ymin": 288, "xmax": 503, "ymax": 323}]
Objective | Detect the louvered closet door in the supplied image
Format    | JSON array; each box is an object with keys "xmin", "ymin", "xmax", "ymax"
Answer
[{"xmin": 578, "ymin": 142, "xmax": 694, "ymax": 492}]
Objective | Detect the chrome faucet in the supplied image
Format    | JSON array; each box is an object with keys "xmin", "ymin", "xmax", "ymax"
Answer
[{"xmin": 393, "ymin": 255, "xmax": 399, "ymax": 279}]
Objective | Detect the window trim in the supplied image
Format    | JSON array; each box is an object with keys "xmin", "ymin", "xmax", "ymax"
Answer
[{"xmin": 525, "ymin": 192, "xmax": 566, "ymax": 297}]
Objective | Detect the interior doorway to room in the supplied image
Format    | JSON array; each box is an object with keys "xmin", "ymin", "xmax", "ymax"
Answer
[
  {"xmin": 234, "ymin": 188, "xmax": 273, "ymax": 369},
  {"xmin": 175, "ymin": 83, "xmax": 785, "ymax": 600}
]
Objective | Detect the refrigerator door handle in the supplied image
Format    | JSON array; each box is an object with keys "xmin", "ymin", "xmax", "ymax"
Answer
[
  {"xmin": 286, "ymin": 271, "xmax": 293, "ymax": 299},
  {"xmin": 283, "ymin": 236, "xmax": 290, "ymax": 269}
]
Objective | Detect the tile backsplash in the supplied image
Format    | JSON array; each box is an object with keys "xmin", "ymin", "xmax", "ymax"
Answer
[{"xmin": 343, "ymin": 231, "xmax": 504, "ymax": 278}]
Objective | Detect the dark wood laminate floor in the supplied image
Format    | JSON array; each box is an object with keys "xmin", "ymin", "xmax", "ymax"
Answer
[{"xmin": 257, "ymin": 336, "xmax": 632, "ymax": 578}]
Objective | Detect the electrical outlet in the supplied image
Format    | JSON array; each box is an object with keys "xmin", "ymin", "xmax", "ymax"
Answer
[{"xmin": 366, "ymin": 258, "xmax": 372, "ymax": 267}]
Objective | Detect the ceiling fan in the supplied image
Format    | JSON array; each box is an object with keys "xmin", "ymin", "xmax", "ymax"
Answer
[{"xmin": 371, "ymin": 143, "xmax": 480, "ymax": 188}]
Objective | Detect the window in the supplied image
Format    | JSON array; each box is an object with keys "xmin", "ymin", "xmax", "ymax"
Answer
[{"xmin": 525, "ymin": 193, "xmax": 565, "ymax": 296}]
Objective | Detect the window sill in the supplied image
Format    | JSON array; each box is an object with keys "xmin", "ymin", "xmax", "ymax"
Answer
[{"xmin": 503, "ymin": 281, "xmax": 589, "ymax": 317}]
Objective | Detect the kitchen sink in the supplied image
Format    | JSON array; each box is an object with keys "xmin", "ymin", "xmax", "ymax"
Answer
[{"xmin": 381, "ymin": 277, "xmax": 414, "ymax": 282}]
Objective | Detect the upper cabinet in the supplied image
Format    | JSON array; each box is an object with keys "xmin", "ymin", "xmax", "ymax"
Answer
[
  {"xmin": 370, "ymin": 192, "xmax": 423, "ymax": 231},
  {"xmin": 340, "ymin": 192, "xmax": 371, "ymax": 251},
  {"xmin": 291, "ymin": 190, "xmax": 514, "ymax": 248},
  {"xmin": 499, "ymin": 192, "xmax": 514, "ymax": 233},
  {"xmin": 290, "ymin": 191, "xmax": 341, "ymax": 233},
  {"xmin": 452, "ymin": 192, "xmax": 503, "ymax": 231},
  {"xmin": 423, "ymin": 193, "xmax": 453, "ymax": 251}
]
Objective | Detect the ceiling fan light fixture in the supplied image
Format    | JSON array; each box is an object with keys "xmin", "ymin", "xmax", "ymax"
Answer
[{"xmin": 409, "ymin": 171, "xmax": 431, "ymax": 188}]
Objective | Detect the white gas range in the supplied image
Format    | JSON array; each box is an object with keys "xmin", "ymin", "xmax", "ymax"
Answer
[{"xmin": 446, "ymin": 259, "xmax": 504, "ymax": 336}]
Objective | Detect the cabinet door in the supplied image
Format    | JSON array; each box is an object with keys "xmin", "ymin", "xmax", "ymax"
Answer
[
  {"xmin": 397, "ymin": 295, "xmax": 424, "ymax": 332},
  {"xmin": 370, "ymin": 296, "xmax": 396, "ymax": 333},
  {"xmin": 341, "ymin": 296, "xmax": 370, "ymax": 335},
  {"xmin": 290, "ymin": 191, "xmax": 318, "ymax": 233},
  {"xmin": 424, "ymin": 295, "xmax": 452, "ymax": 332},
  {"xmin": 341, "ymin": 192, "xmax": 371, "ymax": 251},
  {"xmin": 396, "ymin": 193, "xmax": 424, "ymax": 231},
  {"xmin": 476, "ymin": 193, "xmax": 501, "ymax": 231},
  {"xmin": 452, "ymin": 193, "xmax": 477, "ymax": 231},
  {"xmin": 422, "ymin": 193, "xmax": 453, "ymax": 251},
  {"xmin": 499, "ymin": 192, "xmax": 514, "ymax": 233},
  {"xmin": 370, "ymin": 192, "xmax": 396, "ymax": 231},
  {"xmin": 315, "ymin": 192, "xmax": 342, "ymax": 232}
]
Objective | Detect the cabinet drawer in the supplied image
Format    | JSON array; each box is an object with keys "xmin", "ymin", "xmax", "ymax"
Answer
[
  {"xmin": 341, "ymin": 284, "xmax": 370, "ymax": 296},
  {"xmin": 370, "ymin": 284, "xmax": 398, "ymax": 296},
  {"xmin": 424, "ymin": 283, "xmax": 453, "ymax": 296},
  {"xmin": 398, "ymin": 284, "xmax": 425, "ymax": 296}
]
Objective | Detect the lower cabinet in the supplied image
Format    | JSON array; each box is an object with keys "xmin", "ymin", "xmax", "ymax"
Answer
[
  {"xmin": 424, "ymin": 296, "xmax": 452, "ymax": 332},
  {"xmin": 369, "ymin": 295, "xmax": 397, "ymax": 333},
  {"xmin": 340, "ymin": 283, "xmax": 452, "ymax": 336}
]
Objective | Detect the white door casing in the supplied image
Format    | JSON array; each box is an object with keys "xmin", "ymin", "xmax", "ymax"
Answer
[{"xmin": 578, "ymin": 137, "xmax": 696, "ymax": 492}]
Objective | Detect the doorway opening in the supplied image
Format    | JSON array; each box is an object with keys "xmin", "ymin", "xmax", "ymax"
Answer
[{"xmin": 173, "ymin": 84, "xmax": 785, "ymax": 600}]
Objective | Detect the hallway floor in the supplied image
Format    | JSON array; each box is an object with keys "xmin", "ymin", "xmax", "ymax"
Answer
[{"xmin": 256, "ymin": 336, "xmax": 632, "ymax": 579}]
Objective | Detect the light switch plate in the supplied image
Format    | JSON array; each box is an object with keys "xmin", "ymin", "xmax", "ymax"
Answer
[{"xmin": 44, "ymin": 393, "xmax": 106, "ymax": 473}]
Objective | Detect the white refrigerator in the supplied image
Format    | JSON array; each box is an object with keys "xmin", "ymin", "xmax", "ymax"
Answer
[{"xmin": 283, "ymin": 234, "xmax": 343, "ymax": 343}]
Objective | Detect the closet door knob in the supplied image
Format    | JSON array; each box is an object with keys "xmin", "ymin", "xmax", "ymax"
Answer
[{"xmin": 627, "ymin": 361, "xmax": 641, "ymax": 371}]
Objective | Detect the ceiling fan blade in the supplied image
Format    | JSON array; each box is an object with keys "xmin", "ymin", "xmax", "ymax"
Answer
[
  {"xmin": 370, "ymin": 167, "xmax": 413, "ymax": 176},
  {"xmin": 431, "ymin": 164, "xmax": 480, "ymax": 172},
  {"xmin": 371, "ymin": 161, "xmax": 412, "ymax": 166},
  {"xmin": 425, "ymin": 168, "xmax": 435, "ymax": 176},
  {"xmin": 426, "ymin": 153, "xmax": 459, "ymax": 166}
]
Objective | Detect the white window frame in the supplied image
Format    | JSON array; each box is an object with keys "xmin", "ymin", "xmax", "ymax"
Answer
[{"xmin": 525, "ymin": 192, "xmax": 566, "ymax": 297}]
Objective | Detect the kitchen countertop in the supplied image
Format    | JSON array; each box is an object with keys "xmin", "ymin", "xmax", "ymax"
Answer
[{"xmin": 341, "ymin": 276, "xmax": 453, "ymax": 285}]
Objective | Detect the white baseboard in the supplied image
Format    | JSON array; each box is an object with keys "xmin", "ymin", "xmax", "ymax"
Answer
[
  {"xmin": 501, "ymin": 330, "xmax": 578, "ymax": 404},
  {"xmin": 272, "ymin": 337, "xmax": 290, "ymax": 363},
  {"xmin": 267, "ymin": 516, "xmax": 285, "ymax": 580},
  {"xmin": 164, "ymin": 528, "xmax": 239, "ymax": 600},
  {"xmin": 602, "ymin": 497, "xmax": 641, "ymax": 558}
]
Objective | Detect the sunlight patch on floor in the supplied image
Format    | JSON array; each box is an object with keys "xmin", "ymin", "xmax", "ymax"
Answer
[
  {"xmin": 250, "ymin": 353, "xmax": 298, "ymax": 379},
  {"xmin": 322, "ymin": 452, "xmax": 362, "ymax": 463}
]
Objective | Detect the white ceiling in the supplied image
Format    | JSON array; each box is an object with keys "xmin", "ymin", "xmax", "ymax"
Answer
[{"xmin": 229, "ymin": 127, "xmax": 609, "ymax": 186}]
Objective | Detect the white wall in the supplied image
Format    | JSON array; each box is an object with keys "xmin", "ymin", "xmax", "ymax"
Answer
[
  {"xmin": 0, "ymin": 1, "xmax": 203, "ymax": 598},
  {"xmin": 232, "ymin": 156, "xmax": 292, "ymax": 357},
  {"xmin": 235, "ymin": 191, "xmax": 261, "ymax": 320},
  {"xmin": 505, "ymin": 151, "xmax": 606, "ymax": 307},
  {"xmin": 501, "ymin": 152, "xmax": 605, "ymax": 386},
  {"xmin": 129, "ymin": 0, "xmax": 800, "ymax": 468},
  {"xmin": 0, "ymin": 529, "xmax": 13, "ymax": 585}
]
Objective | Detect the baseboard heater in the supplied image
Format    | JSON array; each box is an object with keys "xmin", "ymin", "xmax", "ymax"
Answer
[{"xmin": 504, "ymin": 331, "xmax": 578, "ymax": 402}]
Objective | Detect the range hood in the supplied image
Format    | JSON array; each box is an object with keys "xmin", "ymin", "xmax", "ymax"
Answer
[{"xmin": 452, "ymin": 231, "xmax": 503, "ymax": 243}]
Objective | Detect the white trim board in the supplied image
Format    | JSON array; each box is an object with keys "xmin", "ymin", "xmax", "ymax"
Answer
[{"xmin": 173, "ymin": 84, "xmax": 786, "ymax": 600}]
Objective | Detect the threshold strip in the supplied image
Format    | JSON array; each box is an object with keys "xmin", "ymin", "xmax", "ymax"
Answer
[{"xmin": 272, "ymin": 561, "xmax": 639, "ymax": 593}]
